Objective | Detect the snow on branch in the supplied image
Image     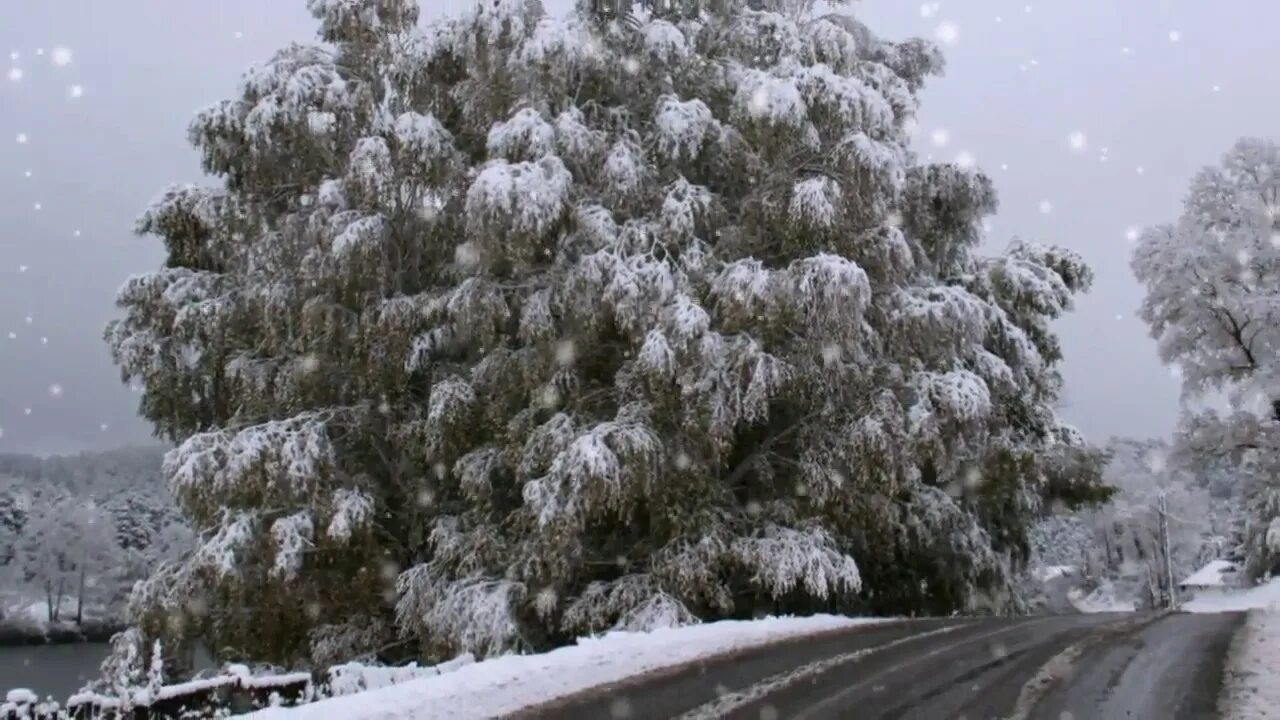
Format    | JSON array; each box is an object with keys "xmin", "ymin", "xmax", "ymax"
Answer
[
  {"xmin": 731, "ymin": 525, "xmax": 861, "ymax": 599},
  {"xmin": 164, "ymin": 413, "xmax": 336, "ymax": 509}
]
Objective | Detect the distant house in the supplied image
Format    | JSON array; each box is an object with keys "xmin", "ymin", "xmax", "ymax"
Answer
[{"xmin": 1178, "ymin": 559, "xmax": 1239, "ymax": 597}]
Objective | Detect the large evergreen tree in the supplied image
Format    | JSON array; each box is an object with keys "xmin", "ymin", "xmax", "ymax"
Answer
[{"xmin": 107, "ymin": 0, "xmax": 1103, "ymax": 668}]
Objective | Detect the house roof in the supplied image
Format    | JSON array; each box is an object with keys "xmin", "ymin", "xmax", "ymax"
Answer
[{"xmin": 1180, "ymin": 559, "xmax": 1237, "ymax": 587}]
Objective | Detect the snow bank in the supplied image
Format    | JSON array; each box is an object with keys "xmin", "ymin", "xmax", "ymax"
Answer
[
  {"xmin": 1068, "ymin": 583, "xmax": 1136, "ymax": 613},
  {"xmin": 326, "ymin": 655, "xmax": 475, "ymax": 696},
  {"xmin": 1183, "ymin": 578, "xmax": 1280, "ymax": 613},
  {"xmin": 1219, "ymin": 609, "xmax": 1280, "ymax": 719},
  {"xmin": 243, "ymin": 614, "xmax": 885, "ymax": 720}
]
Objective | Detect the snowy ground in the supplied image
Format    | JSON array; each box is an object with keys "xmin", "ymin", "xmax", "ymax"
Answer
[
  {"xmin": 1067, "ymin": 582, "xmax": 1137, "ymax": 613},
  {"xmin": 243, "ymin": 615, "xmax": 887, "ymax": 720},
  {"xmin": 1183, "ymin": 578, "xmax": 1280, "ymax": 719}
]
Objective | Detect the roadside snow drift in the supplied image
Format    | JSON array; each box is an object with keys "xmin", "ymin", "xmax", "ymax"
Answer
[
  {"xmin": 1220, "ymin": 609, "xmax": 1280, "ymax": 719},
  {"xmin": 243, "ymin": 615, "xmax": 885, "ymax": 720}
]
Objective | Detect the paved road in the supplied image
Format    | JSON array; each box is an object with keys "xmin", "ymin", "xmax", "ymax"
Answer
[{"xmin": 515, "ymin": 611, "xmax": 1244, "ymax": 720}]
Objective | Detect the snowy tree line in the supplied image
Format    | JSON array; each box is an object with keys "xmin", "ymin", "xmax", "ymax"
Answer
[
  {"xmin": 1026, "ymin": 437, "xmax": 1245, "ymax": 610},
  {"xmin": 103, "ymin": 0, "xmax": 1111, "ymax": 676},
  {"xmin": 0, "ymin": 446, "xmax": 191, "ymax": 629},
  {"xmin": 1132, "ymin": 137, "xmax": 1280, "ymax": 584}
]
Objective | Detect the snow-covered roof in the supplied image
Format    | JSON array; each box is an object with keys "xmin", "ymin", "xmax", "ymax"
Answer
[{"xmin": 1180, "ymin": 559, "xmax": 1237, "ymax": 587}]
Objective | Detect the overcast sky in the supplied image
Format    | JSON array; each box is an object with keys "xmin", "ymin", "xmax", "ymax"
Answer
[{"xmin": 0, "ymin": 1, "xmax": 1273, "ymax": 455}]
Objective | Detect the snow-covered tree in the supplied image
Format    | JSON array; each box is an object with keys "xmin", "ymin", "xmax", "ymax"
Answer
[
  {"xmin": 1132, "ymin": 137, "xmax": 1280, "ymax": 581},
  {"xmin": 108, "ymin": 0, "xmax": 1103, "ymax": 667},
  {"xmin": 20, "ymin": 495, "xmax": 120, "ymax": 623}
]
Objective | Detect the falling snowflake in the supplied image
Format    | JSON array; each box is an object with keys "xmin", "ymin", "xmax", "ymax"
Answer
[
  {"xmin": 18, "ymin": 265, "xmax": 27, "ymax": 272},
  {"xmin": 1038, "ymin": 200, "xmax": 1053, "ymax": 214},
  {"xmin": 99, "ymin": 423, "xmax": 109, "ymax": 432},
  {"xmin": 1000, "ymin": 163, "xmax": 1009, "ymax": 170},
  {"xmin": 23, "ymin": 408, "xmax": 31, "ymax": 416},
  {"xmin": 919, "ymin": 3, "xmax": 941, "ymax": 19},
  {"xmin": 6, "ymin": 67, "xmax": 21, "ymax": 82},
  {"xmin": 1115, "ymin": 314, "xmax": 1123, "ymax": 321},
  {"xmin": 1125, "ymin": 227, "xmax": 1141, "ymax": 243},
  {"xmin": 39, "ymin": 337, "xmax": 47, "ymax": 344},
  {"xmin": 50, "ymin": 47, "xmax": 72, "ymax": 66},
  {"xmin": 34, "ymin": 48, "xmax": 43, "ymax": 56},
  {"xmin": 23, "ymin": 170, "xmax": 31, "ymax": 178},
  {"xmin": 995, "ymin": 16, "xmax": 1003, "ymax": 23},
  {"xmin": 68, "ymin": 85, "xmax": 83, "ymax": 99},
  {"xmin": 1068, "ymin": 131, "xmax": 1088, "ymax": 151},
  {"xmin": 73, "ymin": 230, "xmax": 80, "ymax": 237},
  {"xmin": 48, "ymin": 384, "xmax": 63, "ymax": 397},
  {"xmin": 32, "ymin": 202, "xmax": 41, "ymax": 211},
  {"xmin": 15, "ymin": 133, "xmax": 27, "ymax": 144},
  {"xmin": 930, "ymin": 128, "xmax": 950, "ymax": 147},
  {"xmin": 1122, "ymin": 47, "xmax": 1132, "ymax": 54},
  {"xmin": 1169, "ymin": 30, "xmax": 1181, "ymax": 43},
  {"xmin": 234, "ymin": 31, "xmax": 244, "ymax": 39},
  {"xmin": 1212, "ymin": 84, "xmax": 1221, "ymax": 92},
  {"xmin": 934, "ymin": 22, "xmax": 960, "ymax": 46},
  {"xmin": 622, "ymin": 57, "xmax": 640, "ymax": 75},
  {"xmin": 23, "ymin": 316, "xmax": 31, "ymax": 325},
  {"xmin": 5, "ymin": 332, "xmax": 13, "ymax": 340},
  {"xmin": 1024, "ymin": 4, "xmax": 1033, "ymax": 11},
  {"xmin": 1136, "ymin": 166, "xmax": 1145, "ymax": 174},
  {"xmin": 1270, "ymin": 233, "xmax": 1280, "ymax": 249},
  {"xmin": 954, "ymin": 150, "xmax": 976, "ymax": 168}
]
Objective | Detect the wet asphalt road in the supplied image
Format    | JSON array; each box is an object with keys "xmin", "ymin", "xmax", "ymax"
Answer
[{"xmin": 515, "ymin": 611, "xmax": 1244, "ymax": 720}]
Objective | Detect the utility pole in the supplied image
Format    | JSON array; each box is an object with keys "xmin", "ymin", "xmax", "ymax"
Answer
[{"xmin": 1158, "ymin": 491, "xmax": 1177, "ymax": 609}]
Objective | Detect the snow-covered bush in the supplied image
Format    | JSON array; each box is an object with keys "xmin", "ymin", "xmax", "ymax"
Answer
[{"xmin": 107, "ymin": 0, "xmax": 1103, "ymax": 668}]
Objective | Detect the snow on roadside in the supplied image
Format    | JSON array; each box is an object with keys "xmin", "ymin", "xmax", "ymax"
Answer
[
  {"xmin": 242, "ymin": 615, "xmax": 887, "ymax": 720},
  {"xmin": 1219, "ymin": 609, "xmax": 1280, "ymax": 719},
  {"xmin": 1183, "ymin": 577, "xmax": 1280, "ymax": 613},
  {"xmin": 1068, "ymin": 582, "xmax": 1136, "ymax": 613}
]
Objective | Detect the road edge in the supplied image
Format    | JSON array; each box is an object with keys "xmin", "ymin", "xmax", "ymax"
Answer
[{"xmin": 504, "ymin": 617, "xmax": 940, "ymax": 719}]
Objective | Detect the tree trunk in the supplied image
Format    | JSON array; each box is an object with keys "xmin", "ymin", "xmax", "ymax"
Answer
[
  {"xmin": 76, "ymin": 565, "xmax": 86, "ymax": 626},
  {"xmin": 53, "ymin": 576, "xmax": 66, "ymax": 622},
  {"xmin": 44, "ymin": 580, "xmax": 54, "ymax": 623}
]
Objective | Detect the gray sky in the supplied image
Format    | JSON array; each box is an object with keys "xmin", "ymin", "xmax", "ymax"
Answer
[{"xmin": 1, "ymin": 1, "xmax": 1273, "ymax": 455}]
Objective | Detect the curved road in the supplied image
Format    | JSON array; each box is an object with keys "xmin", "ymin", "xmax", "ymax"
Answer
[{"xmin": 515, "ymin": 611, "xmax": 1243, "ymax": 720}]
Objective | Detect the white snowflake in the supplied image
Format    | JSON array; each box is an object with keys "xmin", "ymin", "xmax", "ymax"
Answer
[
  {"xmin": 1038, "ymin": 200, "xmax": 1053, "ymax": 214},
  {"xmin": 17, "ymin": 265, "xmax": 25, "ymax": 272},
  {"xmin": 1168, "ymin": 30, "xmax": 1181, "ymax": 43},
  {"xmin": 33, "ymin": 202, "xmax": 41, "ymax": 211},
  {"xmin": 23, "ymin": 170, "xmax": 31, "ymax": 178},
  {"xmin": 1125, "ymin": 226, "xmax": 1141, "ymax": 243},
  {"xmin": 50, "ymin": 47, "xmax": 72, "ymax": 66},
  {"xmin": 15, "ymin": 133, "xmax": 27, "ymax": 144},
  {"xmin": 234, "ymin": 31, "xmax": 244, "ymax": 39},
  {"xmin": 7, "ymin": 67, "xmax": 22, "ymax": 82},
  {"xmin": 930, "ymin": 128, "xmax": 950, "ymax": 147},
  {"xmin": 68, "ymin": 85, "xmax": 83, "ymax": 99},
  {"xmin": 99, "ymin": 423, "xmax": 109, "ymax": 431},
  {"xmin": 919, "ymin": 3, "xmax": 942, "ymax": 19},
  {"xmin": 1122, "ymin": 47, "xmax": 1132, "ymax": 55},
  {"xmin": 23, "ymin": 408, "xmax": 31, "ymax": 416},
  {"xmin": 5, "ymin": 332, "xmax": 13, "ymax": 340},
  {"xmin": 934, "ymin": 22, "xmax": 960, "ymax": 46},
  {"xmin": 1136, "ymin": 166, "xmax": 1145, "ymax": 174},
  {"xmin": 48, "ymin": 384, "xmax": 63, "ymax": 397},
  {"xmin": 39, "ymin": 337, "xmax": 47, "ymax": 345},
  {"xmin": 1270, "ymin": 232, "xmax": 1280, "ymax": 249},
  {"xmin": 1068, "ymin": 131, "xmax": 1087, "ymax": 152},
  {"xmin": 23, "ymin": 316, "xmax": 31, "ymax": 324},
  {"xmin": 954, "ymin": 150, "xmax": 976, "ymax": 168},
  {"xmin": 1212, "ymin": 84, "xmax": 1221, "ymax": 93}
]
